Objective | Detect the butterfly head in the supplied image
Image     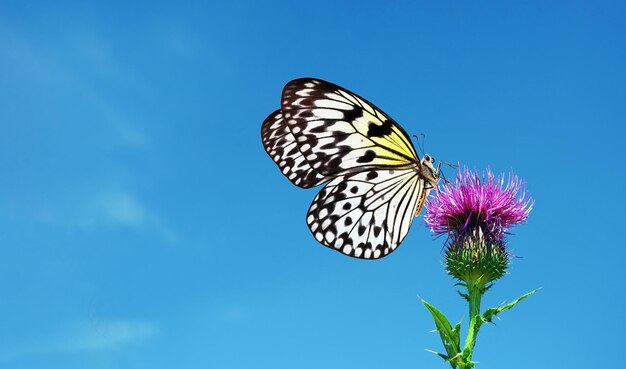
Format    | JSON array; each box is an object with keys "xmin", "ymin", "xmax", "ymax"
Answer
[{"xmin": 420, "ymin": 154, "xmax": 439, "ymax": 189}]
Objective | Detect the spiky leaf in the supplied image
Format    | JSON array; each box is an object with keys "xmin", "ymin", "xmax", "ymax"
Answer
[
  {"xmin": 482, "ymin": 288, "xmax": 539, "ymax": 323},
  {"xmin": 422, "ymin": 299, "xmax": 462, "ymax": 368}
]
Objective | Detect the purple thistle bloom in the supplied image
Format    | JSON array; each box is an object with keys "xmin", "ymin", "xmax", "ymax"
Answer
[
  {"xmin": 425, "ymin": 167, "xmax": 533, "ymax": 283},
  {"xmin": 425, "ymin": 167, "xmax": 533, "ymax": 244}
]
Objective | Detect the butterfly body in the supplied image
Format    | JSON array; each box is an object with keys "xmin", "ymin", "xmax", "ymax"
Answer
[
  {"xmin": 261, "ymin": 78, "xmax": 438, "ymax": 259},
  {"xmin": 414, "ymin": 155, "xmax": 438, "ymax": 216}
]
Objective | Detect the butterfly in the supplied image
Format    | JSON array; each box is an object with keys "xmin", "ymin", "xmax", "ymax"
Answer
[{"xmin": 261, "ymin": 78, "xmax": 439, "ymax": 259}]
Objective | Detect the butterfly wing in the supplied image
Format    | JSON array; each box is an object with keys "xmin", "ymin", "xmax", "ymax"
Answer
[
  {"xmin": 281, "ymin": 78, "xmax": 419, "ymax": 177},
  {"xmin": 261, "ymin": 109, "xmax": 328, "ymax": 188},
  {"xmin": 307, "ymin": 168, "xmax": 427, "ymax": 259}
]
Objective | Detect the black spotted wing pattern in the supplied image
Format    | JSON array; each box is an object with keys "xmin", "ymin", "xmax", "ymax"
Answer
[
  {"xmin": 261, "ymin": 109, "xmax": 327, "ymax": 188},
  {"xmin": 307, "ymin": 168, "xmax": 425, "ymax": 259},
  {"xmin": 281, "ymin": 79, "xmax": 419, "ymax": 177}
]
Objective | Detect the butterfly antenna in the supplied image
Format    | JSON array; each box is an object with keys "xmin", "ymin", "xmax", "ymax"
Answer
[{"xmin": 412, "ymin": 133, "xmax": 426, "ymax": 157}]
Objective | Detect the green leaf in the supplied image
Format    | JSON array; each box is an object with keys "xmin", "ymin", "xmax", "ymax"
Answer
[
  {"xmin": 425, "ymin": 350, "xmax": 463, "ymax": 369},
  {"xmin": 482, "ymin": 288, "xmax": 540, "ymax": 323},
  {"xmin": 424, "ymin": 349, "xmax": 449, "ymax": 361},
  {"xmin": 453, "ymin": 320, "xmax": 461, "ymax": 339},
  {"xmin": 421, "ymin": 299, "xmax": 462, "ymax": 368},
  {"xmin": 456, "ymin": 290, "xmax": 470, "ymax": 301}
]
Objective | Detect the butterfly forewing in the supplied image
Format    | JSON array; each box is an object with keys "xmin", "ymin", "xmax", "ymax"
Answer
[
  {"xmin": 306, "ymin": 168, "xmax": 426, "ymax": 259},
  {"xmin": 261, "ymin": 109, "xmax": 328, "ymax": 188},
  {"xmin": 281, "ymin": 79, "xmax": 419, "ymax": 177}
]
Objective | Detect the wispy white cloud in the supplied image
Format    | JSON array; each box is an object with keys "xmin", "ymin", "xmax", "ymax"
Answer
[
  {"xmin": 2, "ymin": 24, "xmax": 179, "ymax": 241},
  {"xmin": 62, "ymin": 318, "xmax": 160, "ymax": 351},
  {"xmin": 93, "ymin": 190, "xmax": 179, "ymax": 243},
  {"xmin": 35, "ymin": 189, "xmax": 178, "ymax": 243},
  {"xmin": 0, "ymin": 318, "xmax": 159, "ymax": 361},
  {"xmin": 214, "ymin": 306, "xmax": 249, "ymax": 322},
  {"xmin": 0, "ymin": 23, "xmax": 151, "ymax": 149},
  {"xmin": 96, "ymin": 191, "xmax": 148, "ymax": 228},
  {"xmin": 118, "ymin": 126, "xmax": 150, "ymax": 148}
]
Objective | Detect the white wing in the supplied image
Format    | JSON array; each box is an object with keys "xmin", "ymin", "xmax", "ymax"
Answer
[{"xmin": 306, "ymin": 168, "xmax": 426, "ymax": 259}]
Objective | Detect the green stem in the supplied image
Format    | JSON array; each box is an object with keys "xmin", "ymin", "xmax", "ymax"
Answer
[{"xmin": 459, "ymin": 282, "xmax": 485, "ymax": 369}]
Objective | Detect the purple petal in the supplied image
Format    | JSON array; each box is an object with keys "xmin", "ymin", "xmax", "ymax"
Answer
[{"xmin": 424, "ymin": 167, "xmax": 533, "ymax": 243}]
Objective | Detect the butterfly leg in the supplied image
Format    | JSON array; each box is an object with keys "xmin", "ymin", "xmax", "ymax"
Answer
[{"xmin": 436, "ymin": 160, "xmax": 458, "ymax": 184}]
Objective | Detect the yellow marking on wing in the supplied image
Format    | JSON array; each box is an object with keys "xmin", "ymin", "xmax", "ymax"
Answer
[{"xmin": 338, "ymin": 111, "xmax": 417, "ymax": 166}]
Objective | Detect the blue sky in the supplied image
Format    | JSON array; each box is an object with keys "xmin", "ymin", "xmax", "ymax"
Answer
[{"xmin": 1, "ymin": 1, "xmax": 625, "ymax": 368}]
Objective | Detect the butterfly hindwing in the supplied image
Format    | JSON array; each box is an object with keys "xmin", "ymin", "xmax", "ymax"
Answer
[
  {"xmin": 307, "ymin": 168, "xmax": 426, "ymax": 259},
  {"xmin": 261, "ymin": 109, "xmax": 328, "ymax": 188},
  {"xmin": 281, "ymin": 78, "xmax": 419, "ymax": 177}
]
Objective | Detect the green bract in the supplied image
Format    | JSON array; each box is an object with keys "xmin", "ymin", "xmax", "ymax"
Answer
[{"xmin": 445, "ymin": 231, "xmax": 509, "ymax": 285}]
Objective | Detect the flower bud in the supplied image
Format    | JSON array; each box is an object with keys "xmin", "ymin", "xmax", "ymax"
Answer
[{"xmin": 444, "ymin": 228, "xmax": 509, "ymax": 284}]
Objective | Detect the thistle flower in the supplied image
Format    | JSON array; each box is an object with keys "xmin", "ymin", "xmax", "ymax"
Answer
[
  {"xmin": 425, "ymin": 167, "xmax": 533, "ymax": 284},
  {"xmin": 421, "ymin": 167, "xmax": 535, "ymax": 369}
]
